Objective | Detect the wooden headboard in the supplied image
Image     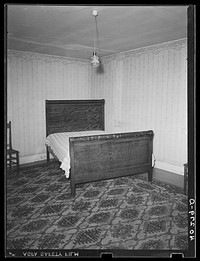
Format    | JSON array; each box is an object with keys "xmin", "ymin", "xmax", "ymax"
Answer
[{"xmin": 45, "ymin": 99, "xmax": 105, "ymax": 136}]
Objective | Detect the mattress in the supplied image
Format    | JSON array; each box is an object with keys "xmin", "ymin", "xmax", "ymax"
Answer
[{"xmin": 45, "ymin": 130, "xmax": 106, "ymax": 178}]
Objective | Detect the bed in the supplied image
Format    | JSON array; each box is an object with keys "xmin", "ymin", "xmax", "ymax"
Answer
[{"xmin": 45, "ymin": 99, "xmax": 154, "ymax": 197}]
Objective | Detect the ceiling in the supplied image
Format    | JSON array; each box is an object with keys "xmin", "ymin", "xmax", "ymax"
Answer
[{"xmin": 7, "ymin": 5, "xmax": 188, "ymax": 60}]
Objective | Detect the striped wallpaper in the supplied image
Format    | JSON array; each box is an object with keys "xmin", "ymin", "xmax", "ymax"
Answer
[
  {"xmin": 7, "ymin": 51, "xmax": 92, "ymax": 163},
  {"xmin": 7, "ymin": 38, "xmax": 187, "ymax": 174},
  {"xmin": 91, "ymin": 39, "xmax": 187, "ymax": 173}
]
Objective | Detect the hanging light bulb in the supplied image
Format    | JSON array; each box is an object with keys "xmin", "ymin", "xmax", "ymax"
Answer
[
  {"xmin": 91, "ymin": 51, "xmax": 100, "ymax": 67},
  {"xmin": 91, "ymin": 10, "xmax": 100, "ymax": 68}
]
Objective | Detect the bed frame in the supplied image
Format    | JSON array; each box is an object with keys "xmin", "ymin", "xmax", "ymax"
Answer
[{"xmin": 45, "ymin": 99, "xmax": 154, "ymax": 197}]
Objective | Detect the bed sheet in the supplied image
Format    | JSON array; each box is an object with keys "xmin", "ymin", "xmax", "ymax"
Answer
[{"xmin": 45, "ymin": 130, "xmax": 106, "ymax": 178}]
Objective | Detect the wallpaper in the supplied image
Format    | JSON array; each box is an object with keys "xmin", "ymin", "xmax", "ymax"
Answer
[
  {"xmin": 7, "ymin": 50, "xmax": 92, "ymax": 163},
  {"xmin": 7, "ymin": 38, "xmax": 187, "ymax": 174},
  {"xmin": 91, "ymin": 39, "xmax": 187, "ymax": 173}
]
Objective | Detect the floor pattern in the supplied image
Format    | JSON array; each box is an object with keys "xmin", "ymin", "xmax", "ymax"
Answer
[{"xmin": 6, "ymin": 161, "xmax": 188, "ymax": 250}]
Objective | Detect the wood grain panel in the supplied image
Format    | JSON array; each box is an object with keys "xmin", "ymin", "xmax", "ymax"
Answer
[
  {"xmin": 69, "ymin": 130, "xmax": 153, "ymax": 195},
  {"xmin": 46, "ymin": 100, "xmax": 105, "ymax": 135},
  {"xmin": 73, "ymin": 137, "xmax": 150, "ymax": 174}
]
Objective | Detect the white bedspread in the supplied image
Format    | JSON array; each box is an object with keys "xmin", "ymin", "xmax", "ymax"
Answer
[{"xmin": 45, "ymin": 130, "xmax": 106, "ymax": 178}]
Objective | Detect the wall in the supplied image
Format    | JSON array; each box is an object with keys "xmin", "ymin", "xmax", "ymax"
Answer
[
  {"xmin": 91, "ymin": 39, "xmax": 187, "ymax": 174},
  {"xmin": 7, "ymin": 38, "xmax": 187, "ymax": 175},
  {"xmin": 7, "ymin": 50, "xmax": 92, "ymax": 164}
]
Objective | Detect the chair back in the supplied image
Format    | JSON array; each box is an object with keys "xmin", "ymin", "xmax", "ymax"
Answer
[{"xmin": 7, "ymin": 121, "xmax": 12, "ymax": 150}]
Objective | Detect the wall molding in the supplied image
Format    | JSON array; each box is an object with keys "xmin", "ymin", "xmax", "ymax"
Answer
[
  {"xmin": 101, "ymin": 38, "xmax": 187, "ymax": 64},
  {"xmin": 7, "ymin": 49, "xmax": 89, "ymax": 66},
  {"xmin": 8, "ymin": 38, "xmax": 186, "ymax": 65}
]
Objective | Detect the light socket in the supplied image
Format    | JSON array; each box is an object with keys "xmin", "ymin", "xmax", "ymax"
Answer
[{"xmin": 92, "ymin": 10, "xmax": 98, "ymax": 17}]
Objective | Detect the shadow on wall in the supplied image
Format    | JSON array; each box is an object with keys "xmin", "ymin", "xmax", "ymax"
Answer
[{"xmin": 96, "ymin": 61, "xmax": 104, "ymax": 74}]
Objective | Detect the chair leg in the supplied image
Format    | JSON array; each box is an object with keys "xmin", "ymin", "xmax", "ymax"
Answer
[
  {"xmin": 148, "ymin": 168, "xmax": 153, "ymax": 182},
  {"xmin": 184, "ymin": 173, "xmax": 187, "ymax": 195},
  {"xmin": 9, "ymin": 155, "xmax": 12, "ymax": 174},
  {"xmin": 183, "ymin": 164, "xmax": 188, "ymax": 195},
  {"xmin": 16, "ymin": 152, "xmax": 19, "ymax": 175}
]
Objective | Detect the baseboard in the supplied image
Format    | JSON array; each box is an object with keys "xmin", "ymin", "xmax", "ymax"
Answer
[
  {"xmin": 137, "ymin": 168, "xmax": 184, "ymax": 188},
  {"xmin": 19, "ymin": 158, "xmax": 57, "ymax": 170},
  {"xmin": 153, "ymin": 168, "xmax": 184, "ymax": 188},
  {"xmin": 155, "ymin": 161, "xmax": 184, "ymax": 175},
  {"xmin": 19, "ymin": 154, "xmax": 184, "ymax": 188},
  {"xmin": 19, "ymin": 153, "xmax": 53, "ymax": 165},
  {"xmin": 20, "ymin": 155, "xmax": 184, "ymax": 173}
]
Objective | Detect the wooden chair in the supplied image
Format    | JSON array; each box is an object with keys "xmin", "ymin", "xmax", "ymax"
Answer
[
  {"xmin": 7, "ymin": 121, "xmax": 19, "ymax": 175},
  {"xmin": 183, "ymin": 163, "xmax": 188, "ymax": 195}
]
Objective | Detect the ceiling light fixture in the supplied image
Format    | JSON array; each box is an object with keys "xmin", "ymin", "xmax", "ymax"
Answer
[{"xmin": 91, "ymin": 10, "xmax": 100, "ymax": 68}]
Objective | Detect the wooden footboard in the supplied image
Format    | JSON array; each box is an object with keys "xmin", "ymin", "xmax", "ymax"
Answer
[{"xmin": 69, "ymin": 130, "xmax": 154, "ymax": 197}]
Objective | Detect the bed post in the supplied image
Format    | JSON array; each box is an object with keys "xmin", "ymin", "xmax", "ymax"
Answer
[
  {"xmin": 45, "ymin": 100, "xmax": 49, "ymax": 163},
  {"xmin": 69, "ymin": 139, "xmax": 76, "ymax": 197},
  {"xmin": 70, "ymin": 168, "xmax": 76, "ymax": 197},
  {"xmin": 70, "ymin": 179, "xmax": 76, "ymax": 197},
  {"xmin": 148, "ymin": 130, "xmax": 154, "ymax": 182},
  {"xmin": 46, "ymin": 147, "xmax": 50, "ymax": 162},
  {"xmin": 148, "ymin": 167, "xmax": 153, "ymax": 182}
]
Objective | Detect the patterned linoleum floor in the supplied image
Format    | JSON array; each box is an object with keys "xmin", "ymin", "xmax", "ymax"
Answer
[{"xmin": 6, "ymin": 161, "xmax": 188, "ymax": 250}]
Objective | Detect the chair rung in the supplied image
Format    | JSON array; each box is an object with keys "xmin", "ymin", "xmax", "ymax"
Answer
[
  {"xmin": 7, "ymin": 151, "xmax": 19, "ymax": 155},
  {"xmin": 7, "ymin": 165, "xmax": 18, "ymax": 168},
  {"xmin": 7, "ymin": 159, "xmax": 18, "ymax": 162}
]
